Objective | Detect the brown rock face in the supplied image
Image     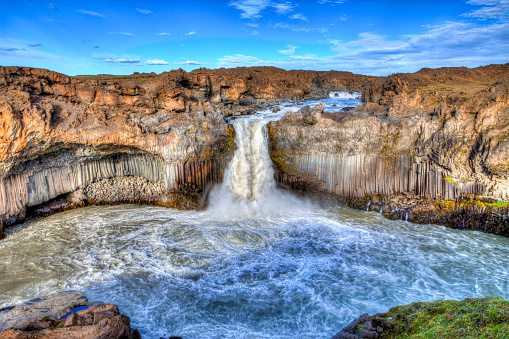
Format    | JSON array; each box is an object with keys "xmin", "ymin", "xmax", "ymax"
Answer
[
  {"xmin": 269, "ymin": 63, "xmax": 509, "ymax": 235},
  {"xmin": 0, "ymin": 66, "xmax": 236, "ymax": 229},
  {"xmin": 0, "ymin": 291, "xmax": 140, "ymax": 339},
  {"xmin": 0, "ymin": 65, "xmax": 375, "ymax": 234}
]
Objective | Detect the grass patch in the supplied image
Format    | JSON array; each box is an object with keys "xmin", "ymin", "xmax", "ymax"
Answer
[{"xmin": 381, "ymin": 297, "xmax": 509, "ymax": 338}]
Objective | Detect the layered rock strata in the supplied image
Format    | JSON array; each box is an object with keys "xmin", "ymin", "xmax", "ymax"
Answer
[
  {"xmin": 0, "ymin": 65, "xmax": 378, "ymax": 237},
  {"xmin": 269, "ymin": 64, "xmax": 509, "ymax": 235},
  {"xmin": 0, "ymin": 66, "xmax": 234, "ymax": 234},
  {"xmin": 0, "ymin": 291, "xmax": 140, "ymax": 338}
]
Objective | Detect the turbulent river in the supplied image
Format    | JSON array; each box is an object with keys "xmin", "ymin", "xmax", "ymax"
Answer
[{"xmin": 1, "ymin": 92, "xmax": 509, "ymax": 338}]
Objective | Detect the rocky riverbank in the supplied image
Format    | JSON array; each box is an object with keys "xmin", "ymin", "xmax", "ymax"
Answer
[
  {"xmin": 0, "ymin": 291, "xmax": 140, "ymax": 338},
  {"xmin": 269, "ymin": 63, "xmax": 509, "ymax": 236},
  {"xmin": 332, "ymin": 296, "xmax": 509, "ymax": 338}
]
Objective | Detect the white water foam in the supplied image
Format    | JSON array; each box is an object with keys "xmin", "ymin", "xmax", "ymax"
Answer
[{"xmin": 329, "ymin": 91, "xmax": 360, "ymax": 99}]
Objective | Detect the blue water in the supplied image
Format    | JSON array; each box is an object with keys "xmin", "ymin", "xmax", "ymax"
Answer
[{"xmin": 0, "ymin": 93, "xmax": 508, "ymax": 338}]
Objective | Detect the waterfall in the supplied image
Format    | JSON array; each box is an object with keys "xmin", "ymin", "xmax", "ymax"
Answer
[
  {"xmin": 329, "ymin": 91, "xmax": 360, "ymax": 99},
  {"xmin": 206, "ymin": 111, "xmax": 312, "ymax": 218},
  {"xmin": 226, "ymin": 119, "xmax": 275, "ymax": 201}
]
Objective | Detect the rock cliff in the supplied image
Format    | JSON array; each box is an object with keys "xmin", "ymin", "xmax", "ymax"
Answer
[
  {"xmin": 0, "ymin": 65, "xmax": 374, "ymax": 237},
  {"xmin": 269, "ymin": 63, "xmax": 509, "ymax": 235},
  {"xmin": 0, "ymin": 66, "xmax": 234, "ymax": 235}
]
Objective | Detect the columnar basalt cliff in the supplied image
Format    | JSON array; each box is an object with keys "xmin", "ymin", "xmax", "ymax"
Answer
[
  {"xmin": 269, "ymin": 64, "xmax": 509, "ymax": 236},
  {"xmin": 0, "ymin": 65, "xmax": 374, "ymax": 236},
  {"xmin": 0, "ymin": 66, "xmax": 235, "ymax": 233}
]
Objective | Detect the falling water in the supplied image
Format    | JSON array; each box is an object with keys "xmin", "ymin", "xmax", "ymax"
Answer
[
  {"xmin": 1, "ymin": 94, "xmax": 509, "ymax": 339},
  {"xmin": 207, "ymin": 108, "xmax": 312, "ymax": 218}
]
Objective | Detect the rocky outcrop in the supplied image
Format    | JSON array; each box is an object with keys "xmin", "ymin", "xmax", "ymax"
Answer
[
  {"xmin": 269, "ymin": 63, "xmax": 509, "ymax": 235},
  {"xmin": 0, "ymin": 66, "xmax": 234, "ymax": 234},
  {"xmin": 0, "ymin": 291, "xmax": 140, "ymax": 338},
  {"xmin": 187, "ymin": 67, "xmax": 375, "ymax": 116},
  {"xmin": 0, "ymin": 65, "xmax": 377, "ymax": 236},
  {"xmin": 332, "ymin": 297, "xmax": 509, "ymax": 339}
]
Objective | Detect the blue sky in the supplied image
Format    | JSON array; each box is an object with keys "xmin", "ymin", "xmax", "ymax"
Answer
[{"xmin": 0, "ymin": 0, "xmax": 508, "ymax": 76}]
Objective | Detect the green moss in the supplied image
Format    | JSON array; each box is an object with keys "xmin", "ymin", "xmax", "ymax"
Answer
[
  {"xmin": 381, "ymin": 297, "xmax": 509, "ymax": 339},
  {"xmin": 56, "ymin": 322, "xmax": 65, "ymax": 328}
]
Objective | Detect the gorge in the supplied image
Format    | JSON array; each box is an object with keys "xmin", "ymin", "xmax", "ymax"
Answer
[{"xmin": 1, "ymin": 64, "xmax": 509, "ymax": 338}]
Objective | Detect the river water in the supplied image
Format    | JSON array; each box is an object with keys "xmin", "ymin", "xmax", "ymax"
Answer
[{"xmin": 1, "ymin": 92, "xmax": 508, "ymax": 338}]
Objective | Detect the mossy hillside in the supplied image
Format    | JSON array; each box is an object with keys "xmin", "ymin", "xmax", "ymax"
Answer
[{"xmin": 377, "ymin": 297, "xmax": 509, "ymax": 338}]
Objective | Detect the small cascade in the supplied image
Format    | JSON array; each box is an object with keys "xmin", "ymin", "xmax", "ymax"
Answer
[{"xmin": 329, "ymin": 91, "xmax": 360, "ymax": 99}]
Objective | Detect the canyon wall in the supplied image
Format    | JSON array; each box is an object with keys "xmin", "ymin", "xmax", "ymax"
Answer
[
  {"xmin": 269, "ymin": 64, "xmax": 509, "ymax": 235},
  {"xmin": 0, "ymin": 65, "xmax": 374, "ymax": 236},
  {"xmin": 0, "ymin": 66, "xmax": 236, "ymax": 235}
]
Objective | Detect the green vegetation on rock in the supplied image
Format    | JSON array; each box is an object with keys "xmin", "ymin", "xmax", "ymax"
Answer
[{"xmin": 373, "ymin": 297, "xmax": 509, "ymax": 338}]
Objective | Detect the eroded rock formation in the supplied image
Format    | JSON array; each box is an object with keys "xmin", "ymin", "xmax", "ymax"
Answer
[
  {"xmin": 0, "ymin": 291, "xmax": 140, "ymax": 338},
  {"xmin": 269, "ymin": 63, "xmax": 509, "ymax": 235},
  {"xmin": 0, "ymin": 65, "xmax": 374, "ymax": 236},
  {"xmin": 0, "ymin": 66, "xmax": 234, "ymax": 231}
]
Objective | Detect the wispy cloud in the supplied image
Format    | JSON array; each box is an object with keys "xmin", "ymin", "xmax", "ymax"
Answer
[
  {"xmin": 136, "ymin": 8, "xmax": 152, "ymax": 14},
  {"xmin": 317, "ymin": 0, "xmax": 345, "ymax": 4},
  {"xmin": 28, "ymin": 43, "xmax": 44, "ymax": 47},
  {"xmin": 76, "ymin": 9, "xmax": 105, "ymax": 18},
  {"xmin": 218, "ymin": 54, "xmax": 262, "ymax": 66},
  {"xmin": 251, "ymin": 30, "xmax": 260, "ymax": 35},
  {"xmin": 174, "ymin": 60, "xmax": 205, "ymax": 65},
  {"xmin": 102, "ymin": 58, "xmax": 140, "ymax": 64},
  {"xmin": 274, "ymin": 22, "xmax": 327, "ymax": 33},
  {"xmin": 0, "ymin": 46, "xmax": 28, "ymax": 52},
  {"xmin": 217, "ymin": 18, "xmax": 509, "ymax": 75},
  {"xmin": 289, "ymin": 13, "xmax": 307, "ymax": 21},
  {"xmin": 278, "ymin": 44, "xmax": 298, "ymax": 55},
  {"xmin": 107, "ymin": 32, "xmax": 135, "ymax": 36},
  {"xmin": 246, "ymin": 23, "xmax": 258, "ymax": 27},
  {"xmin": 186, "ymin": 31, "xmax": 197, "ymax": 35},
  {"xmin": 229, "ymin": 0, "xmax": 295, "ymax": 19},
  {"xmin": 47, "ymin": 3, "xmax": 57, "ymax": 10},
  {"xmin": 464, "ymin": 0, "xmax": 509, "ymax": 20},
  {"xmin": 273, "ymin": 3, "xmax": 293, "ymax": 14},
  {"xmin": 146, "ymin": 59, "xmax": 169, "ymax": 65},
  {"xmin": 156, "ymin": 32, "xmax": 171, "ymax": 36}
]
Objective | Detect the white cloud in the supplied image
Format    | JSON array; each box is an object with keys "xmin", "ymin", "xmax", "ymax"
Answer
[
  {"xmin": 146, "ymin": 59, "xmax": 169, "ymax": 65},
  {"xmin": 229, "ymin": 0, "xmax": 295, "ymax": 19},
  {"xmin": 278, "ymin": 44, "xmax": 298, "ymax": 55},
  {"xmin": 251, "ymin": 30, "xmax": 260, "ymax": 35},
  {"xmin": 103, "ymin": 58, "xmax": 140, "ymax": 64},
  {"xmin": 289, "ymin": 13, "xmax": 308, "ymax": 21},
  {"xmin": 174, "ymin": 60, "xmax": 204, "ymax": 65},
  {"xmin": 136, "ymin": 8, "xmax": 152, "ymax": 14},
  {"xmin": 216, "ymin": 18, "xmax": 509, "ymax": 75},
  {"xmin": 229, "ymin": 0, "xmax": 271, "ymax": 19},
  {"xmin": 218, "ymin": 54, "xmax": 263, "ymax": 67},
  {"xmin": 107, "ymin": 32, "xmax": 135, "ymax": 36},
  {"xmin": 47, "ymin": 3, "xmax": 57, "ymax": 10},
  {"xmin": 246, "ymin": 23, "xmax": 258, "ymax": 27},
  {"xmin": 76, "ymin": 9, "xmax": 105, "ymax": 18},
  {"xmin": 274, "ymin": 22, "xmax": 327, "ymax": 33},
  {"xmin": 186, "ymin": 31, "xmax": 197, "ymax": 35},
  {"xmin": 156, "ymin": 32, "xmax": 171, "ymax": 36},
  {"xmin": 318, "ymin": 0, "xmax": 345, "ymax": 4},
  {"xmin": 464, "ymin": 0, "xmax": 509, "ymax": 20},
  {"xmin": 273, "ymin": 3, "xmax": 293, "ymax": 13}
]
